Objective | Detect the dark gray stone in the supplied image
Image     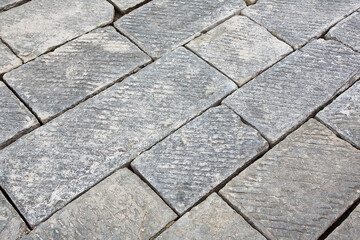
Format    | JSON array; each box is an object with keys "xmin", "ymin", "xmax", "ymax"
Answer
[
  {"xmin": 110, "ymin": 0, "xmax": 147, "ymax": 12},
  {"xmin": 0, "ymin": 0, "xmax": 26, "ymax": 11},
  {"xmin": 4, "ymin": 27, "xmax": 151, "ymax": 123},
  {"xmin": 220, "ymin": 119, "xmax": 360, "ymax": 240},
  {"xmin": 132, "ymin": 106, "xmax": 268, "ymax": 214},
  {"xmin": 21, "ymin": 168, "xmax": 176, "ymax": 240},
  {"xmin": 115, "ymin": 0, "xmax": 246, "ymax": 58},
  {"xmin": 187, "ymin": 15, "xmax": 292, "ymax": 86},
  {"xmin": 223, "ymin": 40, "xmax": 360, "ymax": 145},
  {"xmin": 0, "ymin": 47, "xmax": 236, "ymax": 227},
  {"xmin": 327, "ymin": 204, "xmax": 360, "ymax": 240},
  {"xmin": 242, "ymin": 0, "xmax": 360, "ymax": 49},
  {"xmin": 0, "ymin": 41, "xmax": 21, "ymax": 74},
  {"xmin": 0, "ymin": 0, "xmax": 114, "ymax": 62}
]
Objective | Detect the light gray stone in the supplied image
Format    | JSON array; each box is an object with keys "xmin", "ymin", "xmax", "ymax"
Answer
[
  {"xmin": 0, "ymin": 0, "xmax": 114, "ymax": 62},
  {"xmin": 242, "ymin": 0, "xmax": 360, "ymax": 49},
  {"xmin": 0, "ymin": 0, "xmax": 26, "ymax": 11},
  {"xmin": 187, "ymin": 15, "xmax": 292, "ymax": 86},
  {"xmin": 317, "ymin": 81, "xmax": 360, "ymax": 149},
  {"xmin": 327, "ymin": 205, "xmax": 360, "ymax": 240},
  {"xmin": 115, "ymin": 0, "xmax": 246, "ymax": 58},
  {"xmin": 326, "ymin": 11, "xmax": 360, "ymax": 52},
  {"xmin": 0, "ymin": 47, "xmax": 236, "ymax": 227},
  {"xmin": 0, "ymin": 192, "xmax": 28, "ymax": 239},
  {"xmin": 0, "ymin": 81, "xmax": 38, "ymax": 149},
  {"xmin": 0, "ymin": 41, "xmax": 21, "ymax": 74},
  {"xmin": 21, "ymin": 168, "xmax": 176, "ymax": 240},
  {"xmin": 132, "ymin": 106, "xmax": 268, "ymax": 214},
  {"xmin": 223, "ymin": 40, "xmax": 360, "ymax": 145},
  {"xmin": 157, "ymin": 193, "xmax": 266, "ymax": 240},
  {"xmin": 110, "ymin": 0, "xmax": 147, "ymax": 12},
  {"xmin": 220, "ymin": 119, "xmax": 360, "ymax": 240},
  {"xmin": 4, "ymin": 27, "xmax": 151, "ymax": 123}
]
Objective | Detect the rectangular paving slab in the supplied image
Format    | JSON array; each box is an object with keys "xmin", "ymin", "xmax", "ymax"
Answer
[
  {"xmin": 115, "ymin": 0, "xmax": 246, "ymax": 58},
  {"xmin": 0, "ymin": 0, "xmax": 114, "ymax": 62},
  {"xmin": 220, "ymin": 119, "xmax": 360, "ymax": 240},
  {"xmin": 223, "ymin": 40, "xmax": 360, "ymax": 145},
  {"xmin": 327, "ymin": 204, "xmax": 360, "ymax": 240},
  {"xmin": 4, "ymin": 26, "xmax": 151, "ymax": 123},
  {"xmin": 110, "ymin": 0, "xmax": 148, "ymax": 12},
  {"xmin": 242, "ymin": 0, "xmax": 360, "ymax": 49},
  {"xmin": 187, "ymin": 15, "xmax": 292, "ymax": 86},
  {"xmin": 21, "ymin": 168, "xmax": 176, "ymax": 240},
  {"xmin": 0, "ymin": 41, "xmax": 21, "ymax": 74},
  {"xmin": 132, "ymin": 105, "xmax": 268, "ymax": 215},
  {"xmin": 0, "ymin": 47, "xmax": 236, "ymax": 227}
]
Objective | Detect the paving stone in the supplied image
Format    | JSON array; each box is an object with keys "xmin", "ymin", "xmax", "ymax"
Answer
[
  {"xmin": 157, "ymin": 193, "xmax": 266, "ymax": 240},
  {"xmin": 0, "ymin": 47, "xmax": 236, "ymax": 227},
  {"xmin": 327, "ymin": 204, "xmax": 360, "ymax": 240},
  {"xmin": 326, "ymin": 11, "xmax": 360, "ymax": 52},
  {"xmin": 4, "ymin": 26, "xmax": 151, "ymax": 123},
  {"xmin": 115, "ymin": 0, "xmax": 246, "ymax": 58},
  {"xmin": 317, "ymin": 81, "xmax": 360, "ymax": 149},
  {"xmin": 132, "ymin": 105, "xmax": 268, "ymax": 214},
  {"xmin": 0, "ymin": 41, "xmax": 21, "ymax": 74},
  {"xmin": 0, "ymin": 0, "xmax": 114, "ymax": 62},
  {"xmin": 187, "ymin": 15, "xmax": 292, "ymax": 86},
  {"xmin": 0, "ymin": 192, "xmax": 28, "ymax": 239},
  {"xmin": 0, "ymin": 0, "xmax": 26, "ymax": 12},
  {"xmin": 0, "ymin": 82, "xmax": 38, "ymax": 149},
  {"xmin": 21, "ymin": 168, "xmax": 176, "ymax": 240},
  {"xmin": 223, "ymin": 40, "xmax": 360, "ymax": 145},
  {"xmin": 220, "ymin": 119, "xmax": 360, "ymax": 240},
  {"xmin": 110, "ymin": 0, "xmax": 147, "ymax": 12},
  {"xmin": 242, "ymin": 0, "xmax": 360, "ymax": 49}
]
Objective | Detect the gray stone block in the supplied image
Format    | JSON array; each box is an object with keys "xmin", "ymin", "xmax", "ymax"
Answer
[
  {"xmin": 223, "ymin": 40, "xmax": 360, "ymax": 145},
  {"xmin": 157, "ymin": 193, "xmax": 266, "ymax": 240},
  {"xmin": 0, "ymin": 82, "xmax": 38, "ymax": 149},
  {"xmin": 115, "ymin": 0, "xmax": 246, "ymax": 58},
  {"xmin": 0, "ymin": 0, "xmax": 26, "ymax": 11},
  {"xmin": 317, "ymin": 81, "xmax": 360, "ymax": 149},
  {"xmin": 327, "ymin": 204, "xmax": 360, "ymax": 240},
  {"xmin": 242, "ymin": 0, "xmax": 360, "ymax": 49},
  {"xmin": 0, "ymin": 47, "xmax": 236, "ymax": 227},
  {"xmin": 0, "ymin": 41, "xmax": 21, "ymax": 74},
  {"xmin": 21, "ymin": 168, "xmax": 176, "ymax": 240},
  {"xmin": 0, "ymin": 0, "xmax": 114, "ymax": 62},
  {"xmin": 4, "ymin": 27, "xmax": 151, "ymax": 123},
  {"xmin": 132, "ymin": 105, "xmax": 268, "ymax": 214},
  {"xmin": 110, "ymin": 0, "xmax": 147, "ymax": 12},
  {"xmin": 220, "ymin": 119, "xmax": 360, "ymax": 240},
  {"xmin": 187, "ymin": 15, "xmax": 292, "ymax": 86}
]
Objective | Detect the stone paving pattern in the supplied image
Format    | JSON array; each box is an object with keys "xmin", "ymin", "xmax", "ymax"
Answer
[{"xmin": 0, "ymin": 0, "xmax": 359, "ymax": 239}]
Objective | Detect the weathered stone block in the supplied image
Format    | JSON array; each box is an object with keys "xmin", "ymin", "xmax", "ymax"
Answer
[
  {"xmin": 0, "ymin": 41, "xmax": 21, "ymax": 74},
  {"xmin": 0, "ymin": 0, "xmax": 26, "ymax": 12},
  {"xmin": 327, "ymin": 204, "xmax": 360, "ymax": 240},
  {"xmin": 110, "ymin": 0, "xmax": 147, "ymax": 12}
]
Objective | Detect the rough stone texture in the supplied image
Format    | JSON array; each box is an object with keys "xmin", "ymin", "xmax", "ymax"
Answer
[
  {"xmin": 4, "ymin": 27, "xmax": 151, "ymax": 123},
  {"xmin": 0, "ymin": 41, "xmax": 21, "ymax": 74},
  {"xmin": 0, "ymin": 0, "xmax": 114, "ymax": 62},
  {"xmin": 132, "ymin": 106, "xmax": 268, "ymax": 214},
  {"xmin": 220, "ymin": 119, "xmax": 360, "ymax": 240},
  {"xmin": 0, "ymin": 82, "xmax": 38, "ymax": 149},
  {"xmin": 115, "ymin": 0, "xmax": 246, "ymax": 58},
  {"xmin": 327, "ymin": 204, "xmax": 360, "ymax": 240},
  {"xmin": 242, "ymin": 0, "xmax": 360, "ymax": 49},
  {"xmin": 326, "ymin": 11, "xmax": 360, "ymax": 52},
  {"xmin": 0, "ymin": 47, "xmax": 236, "ymax": 227},
  {"xmin": 157, "ymin": 193, "xmax": 266, "ymax": 240},
  {"xmin": 21, "ymin": 168, "xmax": 176, "ymax": 240},
  {"xmin": 187, "ymin": 16, "xmax": 292, "ymax": 86},
  {"xmin": 0, "ymin": 0, "xmax": 26, "ymax": 12},
  {"xmin": 224, "ymin": 40, "xmax": 360, "ymax": 145},
  {"xmin": 0, "ymin": 192, "xmax": 28, "ymax": 239},
  {"xmin": 317, "ymin": 81, "xmax": 360, "ymax": 149},
  {"xmin": 110, "ymin": 0, "xmax": 147, "ymax": 12}
]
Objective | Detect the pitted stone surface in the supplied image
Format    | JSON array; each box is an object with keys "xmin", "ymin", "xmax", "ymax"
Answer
[
  {"xmin": 326, "ymin": 11, "xmax": 360, "ymax": 52},
  {"xmin": 21, "ymin": 168, "xmax": 176, "ymax": 240},
  {"xmin": 0, "ymin": 192, "xmax": 28, "ymax": 239},
  {"xmin": 242, "ymin": 0, "xmax": 360, "ymax": 49},
  {"xmin": 4, "ymin": 27, "xmax": 151, "ymax": 123},
  {"xmin": 0, "ymin": 41, "xmax": 21, "ymax": 74},
  {"xmin": 0, "ymin": 47, "xmax": 236, "ymax": 226},
  {"xmin": 224, "ymin": 40, "xmax": 360, "ymax": 144},
  {"xmin": 132, "ymin": 106, "xmax": 268, "ymax": 214},
  {"xmin": 115, "ymin": 0, "xmax": 246, "ymax": 58},
  {"xmin": 157, "ymin": 194, "xmax": 265, "ymax": 240},
  {"xmin": 187, "ymin": 16, "xmax": 292, "ymax": 86},
  {"xmin": 220, "ymin": 119, "xmax": 360, "ymax": 240},
  {"xmin": 0, "ymin": 82, "xmax": 38, "ymax": 149},
  {"xmin": 317, "ymin": 81, "xmax": 360, "ymax": 149},
  {"xmin": 327, "ymin": 204, "xmax": 360, "ymax": 240},
  {"xmin": 110, "ymin": 0, "xmax": 147, "ymax": 12},
  {"xmin": 0, "ymin": 0, "xmax": 26, "ymax": 11},
  {"xmin": 0, "ymin": 0, "xmax": 114, "ymax": 62}
]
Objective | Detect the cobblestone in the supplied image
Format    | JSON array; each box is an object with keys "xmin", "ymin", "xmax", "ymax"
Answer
[
  {"xmin": 327, "ymin": 204, "xmax": 360, "ymax": 240},
  {"xmin": 0, "ymin": 41, "xmax": 21, "ymax": 74},
  {"xmin": 110, "ymin": 0, "xmax": 147, "ymax": 12},
  {"xmin": 0, "ymin": 0, "xmax": 25, "ymax": 12}
]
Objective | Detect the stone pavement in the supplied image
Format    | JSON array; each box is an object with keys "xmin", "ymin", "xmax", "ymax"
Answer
[{"xmin": 0, "ymin": 0, "xmax": 359, "ymax": 239}]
